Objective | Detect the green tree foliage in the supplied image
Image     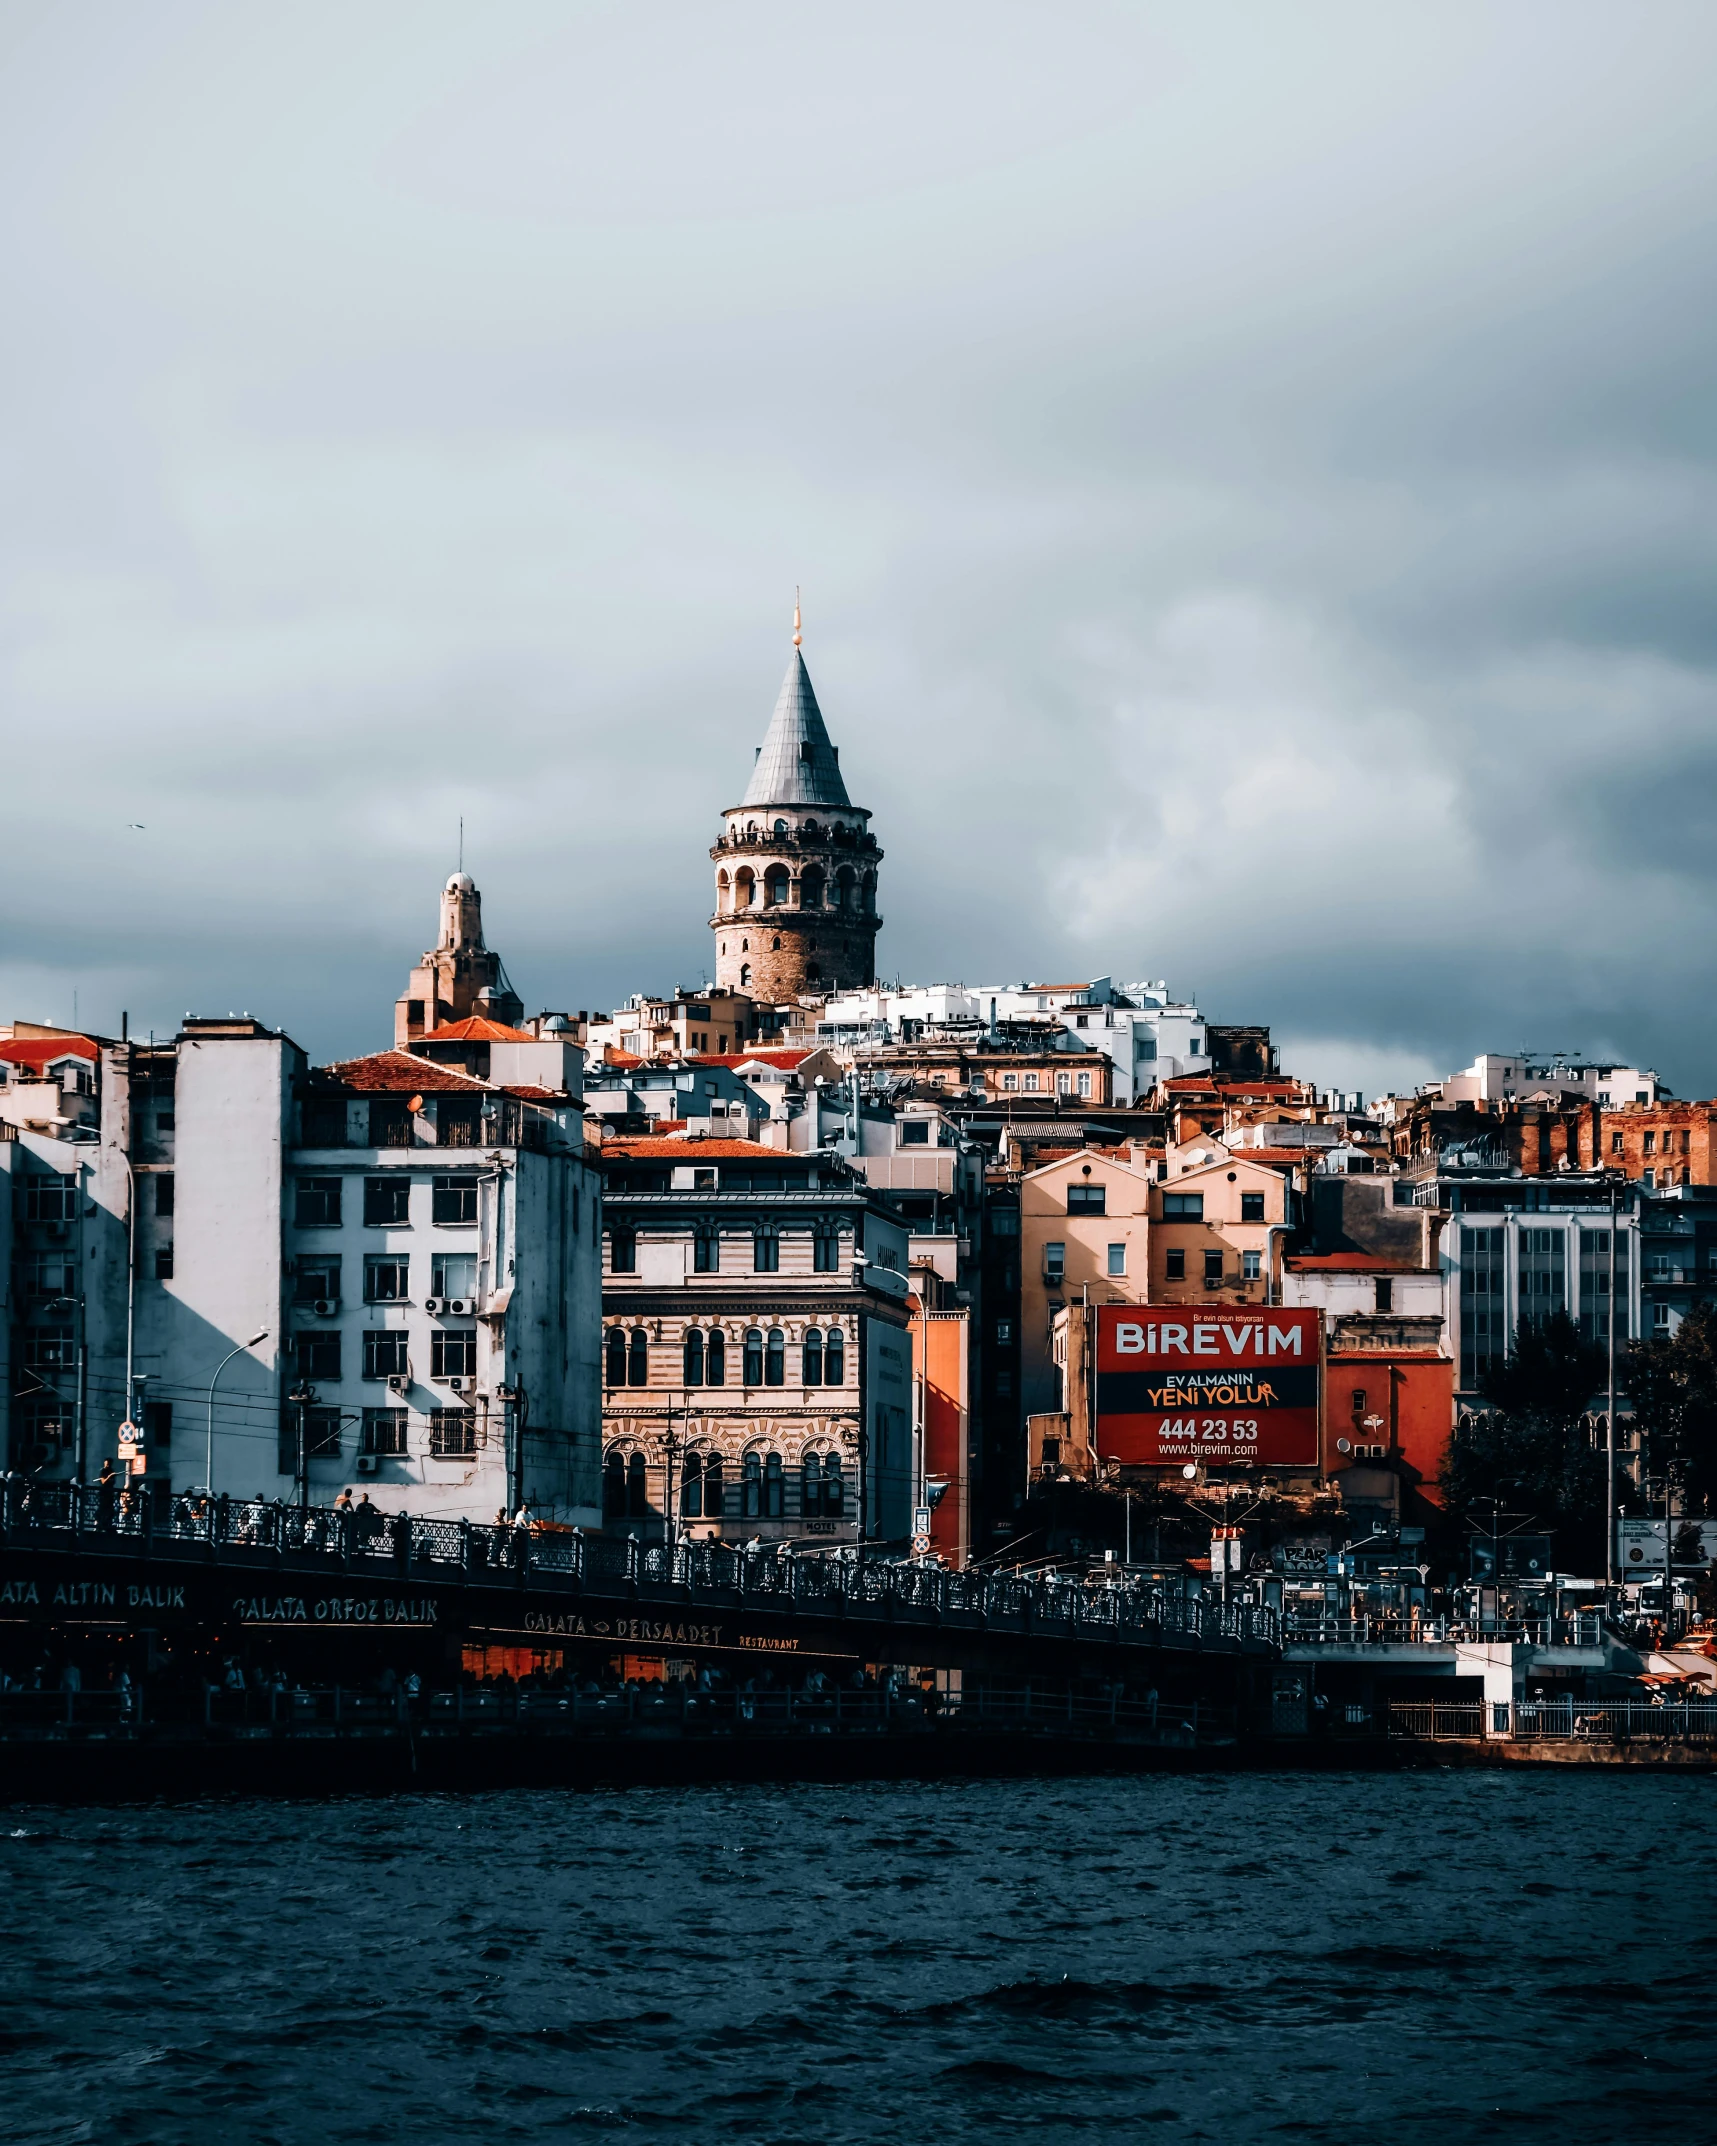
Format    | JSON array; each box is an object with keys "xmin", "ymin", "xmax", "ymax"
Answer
[
  {"xmin": 1442, "ymin": 1312, "xmax": 1608, "ymax": 1567},
  {"xmin": 1625, "ymin": 1304, "xmax": 1717, "ymax": 1514}
]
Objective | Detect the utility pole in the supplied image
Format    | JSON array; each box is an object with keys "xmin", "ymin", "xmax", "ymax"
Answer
[{"xmin": 1606, "ymin": 1173, "xmax": 1619, "ymax": 1589}]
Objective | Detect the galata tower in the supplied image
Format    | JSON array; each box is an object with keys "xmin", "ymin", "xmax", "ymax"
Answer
[{"xmin": 710, "ymin": 604, "xmax": 882, "ymax": 1000}]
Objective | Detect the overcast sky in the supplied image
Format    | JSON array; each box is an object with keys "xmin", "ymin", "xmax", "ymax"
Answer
[{"xmin": 4, "ymin": 3, "xmax": 1716, "ymax": 1094}]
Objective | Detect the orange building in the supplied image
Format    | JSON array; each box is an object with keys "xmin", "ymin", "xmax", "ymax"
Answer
[
  {"xmin": 908, "ymin": 1286, "xmax": 971, "ymax": 1566},
  {"xmin": 1600, "ymin": 1101, "xmax": 1717, "ymax": 1189}
]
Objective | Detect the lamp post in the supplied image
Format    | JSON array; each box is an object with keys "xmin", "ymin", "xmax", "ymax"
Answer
[
  {"xmin": 288, "ymin": 1382, "xmax": 315, "ymax": 1516},
  {"xmin": 204, "ymin": 1330, "xmax": 270, "ymax": 1497},
  {"xmin": 1605, "ymin": 1173, "xmax": 1619, "ymax": 1589}
]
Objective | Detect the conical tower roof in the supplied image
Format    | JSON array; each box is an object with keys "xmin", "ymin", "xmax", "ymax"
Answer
[{"xmin": 739, "ymin": 650, "xmax": 853, "ymax": 809}]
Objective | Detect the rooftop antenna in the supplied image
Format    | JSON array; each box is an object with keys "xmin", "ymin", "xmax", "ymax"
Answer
[
  {"xmin": 459, "ymin": 815, "xmax": 464, "ymax": 873},
  {"xmin": 793, "ymin": 588, "xmax": 802, "ymax": 649}
]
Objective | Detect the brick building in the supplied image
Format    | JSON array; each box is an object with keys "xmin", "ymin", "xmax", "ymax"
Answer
[{"xmin": 1599, "ymin": 1101, "xmax": 1717, "ymax": 1189}]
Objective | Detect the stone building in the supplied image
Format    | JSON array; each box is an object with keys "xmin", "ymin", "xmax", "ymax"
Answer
[
  {"xmin": 597, "ymin": 1136, "xmax": 914, "ymax": 1547},
  {"xmin": 710, "ymin": 610, "xmax": 882, "ymax": 1001},
  {"xmin": 395, "ymin": 871, "xmax": 524, "ymax": 1047}
]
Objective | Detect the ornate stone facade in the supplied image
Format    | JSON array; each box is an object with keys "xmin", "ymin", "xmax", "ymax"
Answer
[
  {"xmin": 710, "ymin": 624, "xmax": 881, "ymax": 1000},
  {"xmin": 395, "ymin": 873, "xmax": 523, "ymax": 1047}
]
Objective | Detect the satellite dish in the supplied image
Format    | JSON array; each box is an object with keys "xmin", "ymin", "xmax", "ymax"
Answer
[
  {"xmin": 407, "ymin": 1095, "xmax": 424, "ymax": 1113},
  {"xmin": 1181, "ymin": 1462, "xmax": 1197, "ymax": 1480},
  {"xmin": 1336, "ymin": 1437, "xmax": 1352, "ymax": 1454}
]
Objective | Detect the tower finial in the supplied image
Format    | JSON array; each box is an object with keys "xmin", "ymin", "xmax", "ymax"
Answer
[{"xmin": 792, "ymin": 587, "xmax": 802, "ymax": 649}]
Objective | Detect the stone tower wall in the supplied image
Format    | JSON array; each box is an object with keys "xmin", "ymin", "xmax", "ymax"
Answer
[{"xmin": 710, "ymin": 827, "xmax": 881, "ymax": 997}]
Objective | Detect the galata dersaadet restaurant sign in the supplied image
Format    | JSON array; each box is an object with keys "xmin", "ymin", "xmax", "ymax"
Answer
[{"xmin": 1095, "ymin": 1306, "xmax": 1322, "ymax": 1468}]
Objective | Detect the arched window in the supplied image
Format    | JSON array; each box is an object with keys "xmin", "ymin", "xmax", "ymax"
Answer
[
  {"xmin": 861, "ymin": 869, "xmax": 876, "ymax": 913},
  {"xmin": 765, "ymin": 866, "xmax": 790, "ymax": 906},
  {"xmin": 801, "ymin": 865, "xmax": 825, "ymax": 909},
  {"xmin": 801, "ymin": 1450, "xmax": 822, "ymax": 1515},
  {"xmin": 626, "ymin": 1451, "xmax": 648, "ymax": 1517},
  {"xmin": 739, "ymin": 964, "xmax": 751, "ymax": 989},
  {"xmin": 774, "ymin": 818, "xmax": 788, "ymax": 838},
  {"xmin": 771, "ymin": 935, "xmax": 781, "ymax": 951},
  {"xmin": 716, "ymin": 869, "xmax": 730, "ymax": 911},
  {"xmin": 603, "ymin": 1451, "xmax": 626, "ymax": 1518},
  {"xmin": 802, "ymin": 1328, "xmax": 824, "ymax": 1385},
  {"xmin": 803, "ymin": 819, "xmax": 820, "ymax": 839},
  {"xmin": 703, "ymin": 1456, "xmax": 724, "ymax": 1520},
  {"xmin": 743, "ymin": 1327, "xmax": 764, "ymax": 1385},
  {"xmin": 764, "ymin": 1451, "xmax": 785, "ymax": 1517},
  {"xmin": 707, "ymin": 1329, "xmax": 726, "ymax": 1384},
  {"xmin": 823, "ymin": 1453, "xmax": 844, "ymax": 1516},
  {"xmin": 765, "ymin": 1328, "xmax": 785, "ymax": 1387},
  {"xmin": 753, "ymin": 1228, "xmax": 779, "ymax": 1273},
  {"xmin": 627, "ymin": 1328, "xmax": 648, "ymax": 1387},
  {"xmin": 824, "ymin": 1327, "xmax": 845, "ymax": 1385},
  {"xmin": 835, "ymin": 865, "xmax": 856, "ymax": 911},
  {"xmin": 605, "ymin": 1328, "xmax": 627, "ymax": 1387},
  {"xmin": 742, "ymin": 1450, "xmax": 763, "ymax": 1517},
  {"xmin": 735, "ymin": 868, "xmax": 755, "ymax": 908},
  {"xmin": 683, "ymin": 1327, "xmax": 705, "ymax": 1385},
  {"xmin": 681, "ymin": 1452, "xmax": 705, "ymax": 1518}
]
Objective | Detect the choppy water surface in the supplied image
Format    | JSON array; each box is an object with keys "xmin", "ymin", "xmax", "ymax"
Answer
[{"xmin": 2, "ymin": 1771, "xmax": 1711, "ymax": 2143}]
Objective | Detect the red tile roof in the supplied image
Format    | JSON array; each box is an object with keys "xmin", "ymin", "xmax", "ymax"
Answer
[
  {"xmin": 1237, "ymin": 1148, "xmax": 1313, "ymax": 1167},
  {"xmin": 692, "ymin": 1050, "xmax": 811, "ymax": 1071},
  {"xmin": 420, "ymin": 1016, "xmax": 539, "ymax": 1043},
  {"xmin": 600, "ymin": 1137, "xmax": 774, "ymax": 1159},
  {"xmin": 322, "ymin": 1051, "xmax": 490, "ymax": 1094},
  {"xmin": 0, "ymin": 1036, "xmax": 99, "ymax": 1069},
  {"xmin": 1286, "ymin": 1252, "xmax": 1427, "ymax": 1272}
]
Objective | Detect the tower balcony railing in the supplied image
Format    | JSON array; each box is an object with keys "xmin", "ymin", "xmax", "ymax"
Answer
[{"xmin": 712, "ymin": 826, "xmax": 880, "ymax": 855}]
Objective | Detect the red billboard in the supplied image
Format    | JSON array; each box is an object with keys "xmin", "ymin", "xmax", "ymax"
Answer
[{"xmin": 1095, "ymin": 1305, "xmax": 1322, "ymax": 1469}]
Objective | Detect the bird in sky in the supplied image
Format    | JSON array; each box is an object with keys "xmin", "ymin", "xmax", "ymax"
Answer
[{"xmin": 128, "ymin": 822, "xmax": 145, "ymax": 830}]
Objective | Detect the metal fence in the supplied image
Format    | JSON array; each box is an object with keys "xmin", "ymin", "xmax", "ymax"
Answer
[
  {"xmin": 0, "ymin": 1479, "xmax": 1280, "ymax": 1649},
  {"xmin": 1387, "ymin": 1701, "xmax": 1487, "ymax": 1740},
  {"xmin": 1511, "ymin": 1698, "xmax": 1717, "ymax": 1743}
]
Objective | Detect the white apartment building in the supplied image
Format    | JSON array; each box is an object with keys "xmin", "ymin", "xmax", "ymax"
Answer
[
  {"xmin": 816, "ymin": 975, "xmax": 1213, "ymax": 1102},
  {"xmin": 1437, "ymin": 1054, "xmax": 1662, "ymax": 1108},
  {"xmin": 2, "ymin": 1017, "xmax": 603, "ymax": 1522}
]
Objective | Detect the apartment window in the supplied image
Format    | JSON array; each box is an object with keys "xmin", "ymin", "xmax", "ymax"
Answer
[
  {"xmin": 1643, "ymin": 1169, "xmax": 1655, "ymax": 1189},
  {"xmin": 1375, "ymin": 1278, "xmax": 1393, "ymax": 1312},
  {"xmin": 1240, "ymin": 1192, "xmax": 1265, "ymax": 1223},
  {"xmin": 301, "ymin": 1096, "xmax": 349, "ymax": 1148},
  {"xmin": 1074, "ymin": 1071, "xmax": 1090, "ymax": 1099},
  {"xmin": 361, "ymin": 1408, "xmax": 409, "ymax": 1456},
  {"xmin": 627, "ymin": 1328, "xmax": 648, "ymax": 1387},
  {"xmin": 303, "ymin": 1407, "xmax": 343, "ymax": 1459},
  {"xmin": 902, "ymin": 1119, "xmax": 930, "ymax": 1146},
  {"xmin": 363, "ymin": 1331, "xmax": 410, "ymax": 1381},
  {"xmin": 1106, "ymin": 1243, "xmax": 1126, "ymax": 1277},
  {"xmin": 823, "ymin": 1327, "xmax": 844, "ymax": 1384},
  {"xmin": 1243, "ymin": 1250, "xmax": 1262, "ymax": 1281},
  {"xmin": 156, "ymin": 1173, "xmax": 175, "ymax": 1218},
  {"xmin": 1165, "ymin": 1247, "xmax": 1186, "ymax": 1281},
  {"xmin": 431, "ymin": 1253, "xmax": 478, "ymax": 1300},
  {"xmin": 995, "ymin": 1367, "xmax": 1014, "ymax": 1397},
  {"xmin": 802, "ymin": 1452, "xmax": 844, "ymax": 1518},
  {"xmin": 431, "ymin": 1329, "xmax": 476, "ymax": 1381},
  {"xmin": 429, "ymin": 1410, "xmax": 477, "ymax": 1459},
  {"xmin": 683, "ymin": 1328, "xmax": 706, "ymax": 1384},
  {"xmin": 432, "ymin": 1174, "xmax": 478, "ymax": 1226},
  {"xmin": 1067, "ymin": 1183, "xmax": 1106, "ymax": 1214},
  {"xmin": 1163, "ymin": 1193, "xmax": 1204, "ymax": 1220},
  {"xmin": 437, "ymin": 1098, "xmax": 481, "ymax": 1149},
  {"xmin": 295, "ymin": 1177, "xmax": 341, "ymax": 1228},
  {"xmin": 1653, "ymin": 1302, "xmax": 1672, "ymax": 1334},
  {"xmin": 1682, "ymin": 1130, "xmax": 1692, "ymax": 1154},
  {"xmin": 991, "ymin": 1208, "xmax": 1020, "ymax": 1238},
  {"xmin": 1611, "ymin": 1132, "xmax": 1624, "ymax": 1155},
  {"xmin": 1203, "ymin": 1249, "xmax": 1224, "ymax": 1285},
  {"xmin": 364, "ymin": 1256, "xmax": 409, "ymax": 1303},
  {"xmin": 369, "ymin": 1099, "xmax": 412, "ymax": 1148},
  {"xmin": 753, "ymin": 1229, "xmax": 780, "ymax": 1273},
  {"xmin": 813, "ymin": 1229, "xmax": 841, "ymax": 1273},
  {"xmin": 23, "ymin": 1175, "xmax": 76, "ymax": 1222},
  {"xmin": 154, "ymin": 1246, "xmax": 175, "ymax": 1280},
  {"xmin": 744, "ymin": 1327, "xmax": 765, "ymax": 1384},
  {"xmin": 1643, "ymin": 1132, "xmax": 1656, "ymax": 1155},
  {"xmin": 294, "ymin": 1331, "xmax": 341, "ymax": 1382},
  {"xmin": 22, "ymin": 1329, "xmax": 74, "ymax": 1373},
  {"xmin": 294, "ymin": 1256, "xmax": 341, "ymax": 1305},
  {"xmin": 609, "ymin": 1228, "xmax": 636, "ymax": 1274},
  {"xmin": 707, "ymin": 1329, "xmax": 727, "ymax": 1384},
  {"xmin": 694, "ymin": 1231, "xmax": 720, "ymax": 1273},
  {"xmin": 995, "ymin": 1318, "xmax": 1014, "ymax": 1344},
  {"xmin": 1024, "ymin": 1073, "xmax": 1039, "ymax": 1093},
  {"xmin": 1056, "ymin": 1072, "xmax": 1072, "ymax": 1096},
  {"xmin": 605, "ymin": 1329, "xmax": 626, "ymax": 1386},
  {"xmin": 364, "ymin": 1175, "xmax": 411, "ymax": 1226},
  {"xmin": 1002, "ymin": 1073, "xmax": 1018, "ymax": 1093},
  {"xmin": 1044, "ymin": 1241, "xmax": 1066, "ymax": 1282},
  {"xmin": 765, "ymin": 1327, "xmax": 786, "ymax": 1386}
]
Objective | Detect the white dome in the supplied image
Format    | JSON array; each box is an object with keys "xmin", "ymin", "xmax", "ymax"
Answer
[{"xmin": 446, "ymin": 872, "xmax": 476, "ymax": 893}]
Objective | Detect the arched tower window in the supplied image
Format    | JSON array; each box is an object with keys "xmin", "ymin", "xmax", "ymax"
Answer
[
  {"xmin": 825, "ymin": 1327, "xmax": 845, "ymax": 1384},
  {"xmin": 627, "ymin": 1328, "xmax": 648, "ymax": 1387},
  {"xmin": 706, "ymin": 1329, "xmax": 726, "ymax": 1384},
  {"xmin": 605, "ymin": 1328, "xmax": 626, "ymax": 1387},
  {"xmin": 739, "ymin": 963, "xmax": 751, "ymax": 988},
  {"xmin": 765, "ymin": 866, "xmax": 789, "ymax": 906},
  {"xmin": 682, "ymin": 1327, "xmax": 705, "ymax": 1385},
  {"xmin": 802, "ymin": 1328, "xmax": 824, "ymax": 1385}
]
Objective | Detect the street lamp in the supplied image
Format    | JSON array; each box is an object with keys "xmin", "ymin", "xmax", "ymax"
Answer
[{"xmin": 204, "ymin": 1330, "xmax": 270, "ymax": 1496}]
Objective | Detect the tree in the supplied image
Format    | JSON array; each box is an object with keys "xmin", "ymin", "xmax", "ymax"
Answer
[
  {"xmin": 1625, "ymin": 1304, "xmax": 1717, "ymax": 1515},
  {"xmin": 1442, "ymin": 1312, "xmax": 1608, "ymax": 1569}
]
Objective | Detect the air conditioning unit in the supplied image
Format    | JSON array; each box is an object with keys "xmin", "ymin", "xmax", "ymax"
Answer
[
  {"xmin": 355, "ymin": 1453, "xmax": 380, "ymax": 1476},
  {"xmin": 446, "ymin": 1375, "xmax": 471, "ymax": 1392},
  {"xmin": 311, "ymin": 1299, "xmax": 338, "ymax": 1317},
  {"xmin": 442, "ymin": 1297, "xmax": 471, "ymax": 1315},
  {"xmin": 386, "ymin": 1374, "xmax": 408, "ymax": 1395},
  {"xmin": 422, "ymin": 1296, "xmax": 444, "ymax": 1314}
]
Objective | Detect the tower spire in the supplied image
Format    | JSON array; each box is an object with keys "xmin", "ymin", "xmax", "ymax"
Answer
[{"xmin": 792, "ymin": 588, "xmax": 802, "ymax": 649}]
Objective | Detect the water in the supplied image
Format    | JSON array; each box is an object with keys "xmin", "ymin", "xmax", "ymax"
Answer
[{"xmin": 1, "ymin": 1772, "xmax": 1711, "ymax": 2143}]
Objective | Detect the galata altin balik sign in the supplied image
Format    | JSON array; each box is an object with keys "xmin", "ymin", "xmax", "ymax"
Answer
[{"xmin": 1095, "ymin": 1306, "xmax": 1322, "ymax": 1468}]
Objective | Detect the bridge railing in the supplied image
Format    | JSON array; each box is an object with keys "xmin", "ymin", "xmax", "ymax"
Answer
[{"xmin": 0, "ymin": 1481, "xmax": 1280, "ymax": 1650}]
